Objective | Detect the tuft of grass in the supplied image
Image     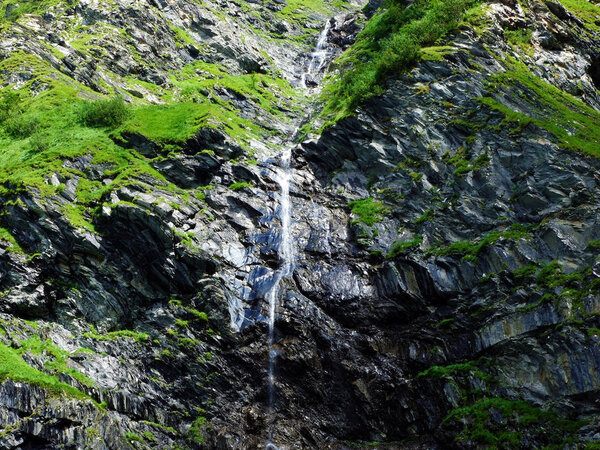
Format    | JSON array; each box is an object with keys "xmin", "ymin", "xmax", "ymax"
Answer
[
  {"xmin": 1, "ymin": 0, "xmax": 67, "ymax": 23},
  {"xmin": 417, "ymin": 361, "xmax": 491, "ymax": 381},
  {"xmin": 229, "ymin": 181, "xmax": 253, "ymax": 191},
  {"xmin": 0, "ymin": 227, "xmax": 25, "ymax": 254},
  {"xmin": 189, "ymin": 416, "xmax": 207, "ymax": 444},
  {"xmin": 124, "ymin": 432, "xmax": 142, "ymax": 443},
  {"xmin": 587, "ymin": 239, "xmax": 600, "ymax": 249},
  {"xmin": 427, "ymin": 229, "xmax": 530, "ymax": 260},
  {"xmin": 348, "ymin": 197, "xmax": 389, "ymax": 226},
  {"xmin": 387, "ymin": 235, "xmax": 423, "ymax": 258},
  {"xmin": 83, "ymin": 325, "xmax": 149, "ymax": 343},
  {"xmin": 414, "ymin": 208, "xmax": 433, "ymax": 224},
  {"xmin": 504, "ymin": 28, "xmax": 532, "ymax": 50},
  {"xmin": 557, "ymin": 0, "xmax": 600, "ymax": 32}
]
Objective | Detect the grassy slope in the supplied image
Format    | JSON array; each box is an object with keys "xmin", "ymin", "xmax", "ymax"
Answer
[
  {"xmin": 319, "ymin": 0, "xmax": 600, "ymax": 157},
  {"xmin": 0, "ymin": 337, "xmax": 92, "ymax": 402},
  {"xmin": 320, "ymin": 0, "xmax": 485, "ymax": 124}
]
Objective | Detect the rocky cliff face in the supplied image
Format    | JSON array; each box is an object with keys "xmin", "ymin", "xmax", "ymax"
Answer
[{"xmin": 0, "ymin": 0, "xmax": 600, "ymax": 448}]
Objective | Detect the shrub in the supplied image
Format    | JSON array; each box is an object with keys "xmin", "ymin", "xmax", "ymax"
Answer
[
  {"xmin": 0, "ymin": 91, "xmax": 22, "ymax": 123},
  {"xmin": 79, "ymin": 96, "xmax": 128, "ymax": 128},
  {"xmin": 28, "ymin": 133, "xmax": 50, "ymax": 154},
  {"xmin": 4, "ymin": 114, "xmax": 39, "ymax": 138}
]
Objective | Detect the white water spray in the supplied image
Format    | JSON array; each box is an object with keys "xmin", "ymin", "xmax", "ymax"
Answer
[
  {"xmin": 265, "ymin": 144, "xmax": 294, "ymax": 447},
  {"xmin": 300, "ymin": 20, "xmax": 332, "ymax": 89},
  {"xmin": 265, "ymin": 20, "xmax": 332, "ymax": 449}
]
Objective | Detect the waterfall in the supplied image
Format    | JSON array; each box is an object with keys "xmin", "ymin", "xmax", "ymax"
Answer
[
  {"xmin": 265, "ymin": 146, "xmax": 294, "ymax": 447},
  {"xmin": 300, "ymin": 19, "xmax": 332, "ymax": 89},
  {"xmin": 264, "ymin": 20, "xmax": 332, "ymax": 450}
]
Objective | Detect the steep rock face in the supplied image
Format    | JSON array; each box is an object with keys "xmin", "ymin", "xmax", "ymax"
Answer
[
  {"xmin": 291, "ymin": 0, "xmax": 600, "ymax": 446},
  {"xmin": 0, "ymin": 0, "xmax": 600, "ymax": 449}
]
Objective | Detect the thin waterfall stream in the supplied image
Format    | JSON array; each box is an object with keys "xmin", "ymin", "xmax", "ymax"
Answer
[{"xmin": 264, "ymin": 20, "xmax": 333, "ymax": 449}]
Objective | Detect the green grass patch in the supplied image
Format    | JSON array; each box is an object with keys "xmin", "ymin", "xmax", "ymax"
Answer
[
  {"xmin": 387, "ymin": 235, "xmax": 423, "ymax": 258},
  {"xmin": 417, "ymin": 361, "xmax": 491, "ymax": 381},
  {"xmin": 427, "ymin": 228, "xmax": 530, "ymax": 260},
  {"xmin": 443, "ymin": 146, "xmax": 490, "ymax": 177},
  {"xmin": 0, "ymin": 340, "xmax": 90, "ymax": 401},
  {"xmin": 189, "ymin": 416, "xmax": 207, "ymax": 444},
  {"xmin": 320, "ymin": 0, "xmax": 483, "ymax": 124},
  {"xmin": 420, "ymin": 45, "xmax": 456, "ymax": 61},
  {"xmin": 172, "ymin": 60, "xmax": 298, "ymax": 119},
  {"xmin": 504, "ymin": 28, "xmax": 532, "ymax": 51},
  {"xmin": 0, "ymin": 227, "xmax": 25, "ymax": 254},
  {"xmin": 557, "ymin": 0, "xmax": 600, "ymax": 32},
  {"xmin": 479, "ymin": 57, "xmax": 600, "ymax": 157},
  {"xmin": 348, "ymin": 197, "xmax": 389, "ymax": 226},
  {"xmin": 113, "ymin": 102, "xmax": 212, "ymax": 145},
  {"xmin": 514, "ymin": 261, "xmax": 596, "ymax": 313},
  {"xmin": 1, "ymin": 0, "xmax": 70, "ymax": 23},
  {"xmin": 444, "ymin": 397, "xmax": 585, "ymax": 446},
  {"xmin": 83, "ymin": 325, "xmax": 149, "ymax": 343},
  {"xmin": 414, "ymin": 208, "xmax": 433, "ymax": 224},
  {"xmin": 18, "ymin": 336, "xmax": 95, "ymax": 387},
  {"xmin": 229, "ymin": 181, "xmax": 253, "ymax": 191},
  {"xmin": 0, "ymin": 82, "xmax": 163, "ymax": 198}
]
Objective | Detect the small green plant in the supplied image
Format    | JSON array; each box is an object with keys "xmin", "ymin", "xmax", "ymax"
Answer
[
  {"xmin": 414, "ymin": 209, "xmax": 433, "ymax": 224},
  {"xmin": 587, "ymin": 239, "xmax": 600, "ymax": 249},
  {"xmin": 229, "ymin": 181, "xmax": 253, "ymax": 191},
  {"xmin": 189, "ymin": 416, "xmax": 207, "ymax": 444},
  {"xmin": 437, "ymin": 318, "xmax": 456, "ymax": 328},
  {"xmin": 124, "ymin": 432, "xmax": 142, "ymax": 442},
  {"xmin": 387, "ymin": 235, "xmax": 423, "ymax": 258},
  {"xmin": 512, "ymin": 264, "xmax": 539, "ymax": 280},
  {"xmin": 417, "ymin": 362, "xmax": 491, "ymax": 380},
  {"xmin": 348, "ymin": 197, "xmax": 389, "ymax": 226},
  {"xmin": 142, "ymin": 431, "xmax": 157, "ymax": 442},
  {"xmin": 175, "ymin": 319, "xmax": 189, "ymax": 328}
]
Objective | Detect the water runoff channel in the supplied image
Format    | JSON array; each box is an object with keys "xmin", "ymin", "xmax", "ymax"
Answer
[{"xmin": 262, "ymin": 19, "xmax": 333, "ymax": 450}]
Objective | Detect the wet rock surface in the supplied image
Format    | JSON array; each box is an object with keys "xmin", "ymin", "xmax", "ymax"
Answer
[{"xmin": 0, "ymin": 0, "xmax": 599, "ymax": 448}]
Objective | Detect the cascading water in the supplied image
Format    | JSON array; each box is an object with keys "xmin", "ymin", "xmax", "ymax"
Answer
[
  {"xmin": 300, "ymin": 19, "xmax": 332, "ymax": 89},
  {"xmin": 264, "ymin": 20, "xmax": 333, "ymax": 450},
  {"xmin": 265, "ymin": 142, "xmax": 294, "ymax": 448}
]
